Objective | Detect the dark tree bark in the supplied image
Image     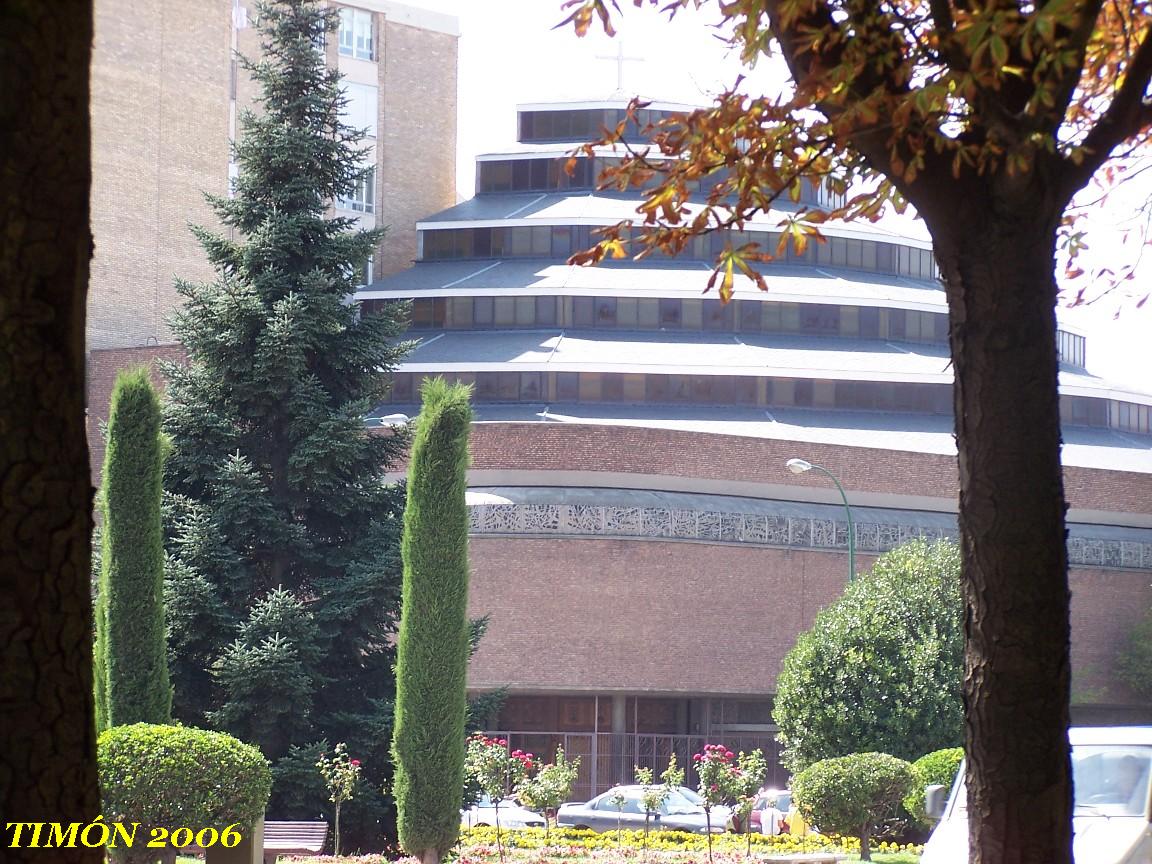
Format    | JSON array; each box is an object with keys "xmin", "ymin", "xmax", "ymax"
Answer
[
  {"xmin": 0, "ymin": 2, "xmax": 101, "ymax": 862},
  {"xmin": 926, "ymin": 171, "xmax": 1073, "ymax": 864}
]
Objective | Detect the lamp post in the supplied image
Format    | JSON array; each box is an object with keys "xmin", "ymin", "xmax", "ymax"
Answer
[{"xmin": 786, "ymin": 458, "xmax": 856, "ymax": 582}]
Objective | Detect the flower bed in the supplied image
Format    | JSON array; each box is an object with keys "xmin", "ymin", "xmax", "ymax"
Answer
[{"xmin": 457, "ymin": 826, "xmax": 921, "ymax": 858}]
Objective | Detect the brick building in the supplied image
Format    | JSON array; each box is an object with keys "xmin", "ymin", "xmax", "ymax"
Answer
[
  {"xmin": 87, "ymin": 0, "xmax": 458, "ymax": 467},
  {"xmin": 359, "ymin": 98, "xmax": 1152, "ymax": 797}
]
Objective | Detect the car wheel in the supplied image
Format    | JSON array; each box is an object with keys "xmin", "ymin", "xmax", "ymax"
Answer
[
  {"xmin": 574, "ymin": 825, "xmax": 591, "ymax": 831},
  {"xmin": 474, "ymin": 823, "xmax": 490, "ymax": 828}
]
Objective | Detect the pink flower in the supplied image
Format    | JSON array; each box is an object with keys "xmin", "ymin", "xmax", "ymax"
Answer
[
  {"xmin": 693, "ymin": 754, "xmax": 702, "ymax": 762},
  {"xmin": 351, "ymin": 759, "xmax": 361, "ymax": 767},
  {"xmin": 725, "ymin": 751, "xmax": 734, "ymax": 759}
]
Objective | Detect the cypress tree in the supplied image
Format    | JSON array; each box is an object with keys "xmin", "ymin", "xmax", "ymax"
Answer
[
  {"xmin": 161, "ymin": 0, "xmax": 409, "ymax": 841},
  {"xmin": 392, "ymin": 379, "xmax": 474, "ymax": 864},
  {"xmin": 94, "ymin": 368, "xmax": 171, "ymax": 730}
]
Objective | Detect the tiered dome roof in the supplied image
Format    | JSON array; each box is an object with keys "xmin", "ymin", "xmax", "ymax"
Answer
[{"xmin": 357, "ymin": 99, "xmax": 1152, "ymax": 465}]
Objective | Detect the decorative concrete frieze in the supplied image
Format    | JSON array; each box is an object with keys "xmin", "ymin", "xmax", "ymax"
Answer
[{"xmin": 467, "ymin": 502, "xmax": 1152, "ymax": 571}]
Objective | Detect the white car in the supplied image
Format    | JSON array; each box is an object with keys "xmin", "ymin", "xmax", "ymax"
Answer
[
  {"xmin": 922, "ymin": 726, "xmax": 1152, "ymax": 864},
  {"xmin": 461, "ymin": 793, "xmax": 546, "ymax": 830}
]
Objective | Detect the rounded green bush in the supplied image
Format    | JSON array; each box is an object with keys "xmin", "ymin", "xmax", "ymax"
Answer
[
  {"xmin": 792, "ymin": 752, "xmax": 916, "ymax": 861},
  {"xmin": 99, "ymin": 723, "xmax": 271, "ymax": 832},
  {"xmin": 903, "ymin": 747, "xmax": 964, "ymax": 828}
]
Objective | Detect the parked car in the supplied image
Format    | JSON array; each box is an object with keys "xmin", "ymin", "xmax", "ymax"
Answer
[
  {"xmin": 461, "ymin": 793, "xmax": 546, "ymax": 830},
  {"xmin": 921, "ymin": 726, "xmax": 1152, "ymax": 864},
  {"xmin": 557, "ymin": 785, "xmax": 729, "ymax": 834}
]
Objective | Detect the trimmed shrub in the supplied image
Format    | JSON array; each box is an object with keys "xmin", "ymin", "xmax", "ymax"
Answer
[
  {"xmin": 94, "ymin": 367, "xmax": 170, "ymax": 731},
  {"xmin": 392, "ymin": 379, "xmax": 474, "ymax": 864},
  {"xmin": 774, "ymin": 539, "xmax": 963, "ymax": 772},
  {"xmin": 99, "ymin": 723, "xmax": 271, "ymax": 863},
  {"xmin": 903, "ymin": 747, "xmax": 964, "ymax": 829},
  {"xmin": 792, "ymin": 752, "xmax": 916, "ymax": 862}
]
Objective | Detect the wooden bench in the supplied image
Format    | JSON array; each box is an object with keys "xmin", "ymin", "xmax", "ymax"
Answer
[{"xmin": 261, "ymin": 821, "xmax": 328, "ymax": 864}]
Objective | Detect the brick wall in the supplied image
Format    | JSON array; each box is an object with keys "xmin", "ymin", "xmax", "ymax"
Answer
[
  {"xmin": 377, "ymin": 20, "xmax": 458, "ymax": 276},
  {"xmin": 87, "ymin": 344, "xmax": 186, "ymax": 482},
  {"xmin": 466, "ymin": 422, "xmax": 1152, "ymax": 518},
  {"xmin": 89, "ymin": 0, "xmax": 230, "ymax": 351},
  {"xmin": 465, "ymin": 536, "xmax": 1152, "ymax": 709}
]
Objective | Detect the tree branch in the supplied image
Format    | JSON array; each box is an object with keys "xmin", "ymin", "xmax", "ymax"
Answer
[
  {"xmin": 1043, "ymin": 0, "xmax": 1108, "ymax": 129},
  {"xmin": 1064, "ymin": 20, "xmax": 1152, "ymax": 192}
]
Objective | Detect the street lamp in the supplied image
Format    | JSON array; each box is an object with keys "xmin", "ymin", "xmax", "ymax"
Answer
[{"xmin": 786, "ymin": 458, "xmax": 856, "ymax": 581}]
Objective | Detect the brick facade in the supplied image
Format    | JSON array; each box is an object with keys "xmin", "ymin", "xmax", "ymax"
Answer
[
  {"xmin": 464, "ymin": 422, "xmax": 1152, "ymax": 518},
  {"xmin": 88, "ymin": 0, "xmax": 458, "ymax": 350},
  {"xmin": 465, "ymin": 537, "xmax": 1152, "ymax": 711},
  {"xmin": 89, "ymin": 0, "xmax": 230, "ymax": 351}
]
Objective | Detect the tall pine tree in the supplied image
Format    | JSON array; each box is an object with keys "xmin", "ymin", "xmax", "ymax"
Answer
[{"xmin": 161, "ymin": 0, "xmax": 409, "ymax": 842}]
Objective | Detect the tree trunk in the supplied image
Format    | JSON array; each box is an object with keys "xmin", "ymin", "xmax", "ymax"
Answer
[
  {"xmin": 934, "ymin": 203, "xmax": 1073, "ymax": 864},
  {"xmin": 0, "ymin": 2, "xmax": 100, "ymax": 863},
  {"xmin": 859, "ymin": 823, "xmax": 871, "ymax": 862}
]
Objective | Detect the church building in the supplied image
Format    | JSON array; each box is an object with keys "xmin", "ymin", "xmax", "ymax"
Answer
[{"xmin": 359, "ymin": 96, "xmax": 1152, "ymax": 798}]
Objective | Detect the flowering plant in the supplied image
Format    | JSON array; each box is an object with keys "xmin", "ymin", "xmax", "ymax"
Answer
[
  {"xmin": 693, "ymin": 744, "xmax": 744, "ymax": 864},
  {"xmin": 316, "ymin": 742, "xmax": 362, "ymax": 856},
  {"xmin": 515, "ymin": 746, "xmax": 580, "ymax": 832},
  {"xmin": 464, "ymin": 735, "xmax": 535, "ymax": 862}
]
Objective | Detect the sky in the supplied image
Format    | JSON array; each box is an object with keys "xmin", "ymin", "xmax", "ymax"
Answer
[{"xmin": 403, "ymin": 0, "xmax": 1151, "ymax": 394}]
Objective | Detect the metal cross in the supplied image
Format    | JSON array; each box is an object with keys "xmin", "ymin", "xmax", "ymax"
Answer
[{"xmin": 595, "ymin": 42, "xmax": 644, "ymax": 92}]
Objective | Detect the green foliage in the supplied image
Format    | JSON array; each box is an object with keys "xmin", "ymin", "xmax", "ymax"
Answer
[
  {"xmin": 731, "ymin": 750, "xmax": 769, "ymax": 835},
  {"xmin": 516, "ymin": 747, "xmax": 581, "ymax": 825},
  {"xmin": 95, "ymin": 368, "xmax": 171, "ymax": 731},
  {"xmin": 99, "ymin": 723, "xmax": 271, "ymax": 831},
  {"xmin": 392, "ymin": 379, "xmax": 474, "ymax": 862},
  {"xmin": 792, "ymin": 752, "xmax": 916, "ymax": 862},
  {"xmin": 903, "ymin": 747, "xmax": 964, "ymax": 829},
  {"xmin": 774, "ymin": 540, "xmax": 963, "ymax": 773},
  {"xmin": 160, "ymin": 0, "xmax": 409, "ymax": 844},
  {"xmin": 207, "ymin": 587, "xmax": 324, "ymax": 754},
  {"xmin": 1116, "ymin": 607, "xmax": 1152, "ymax": 701}
]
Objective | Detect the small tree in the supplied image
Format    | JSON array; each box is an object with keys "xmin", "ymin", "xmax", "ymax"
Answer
[
  {"xmin": 392, "ymin": 379, "xmax": 474, "ymax": 864},
  {"xmin": 792, "ymin": 752, "xmax": 916, "ymax": 862},
  {"xmin": 608, "ymin": 787, "xmax": 626, "ymax": 844},
  {"xmin": 94, "ymin": 368, "xmax": 171, "ymax": 732},
  {"xmin": 774, "ymin": 540, "xmax": 963, "ymax": 772},
  {"xmin": 731, "ymin": 750, "xmax": 768, "ymax": 854},
  {"xmin": 515, "ymin": 746, "xmax": 580, "ymax": 835},
  {"xmin": 317, "ymin": 743, "xmax": 362, "ymax": 856},
  {"xmin": 694, "ymin": 745, "xmax": 743, "ymax": 864},
  {"xmin": 463, "ymin": 734, "xmax": 532, "ymax": 864},
  {"xmin": 99, "ymin": 723, "xmax": 271, "ymax": 864},
  {"xmin": 903, "ymin": 747, "xmax": 964, "ymax": 830},
  {"xmin": 1116, "ymin": 608, "xmax": 1152, "ymax": 702}
]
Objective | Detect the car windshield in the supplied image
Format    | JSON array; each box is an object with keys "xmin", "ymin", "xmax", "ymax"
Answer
[
  {"xmin": 1072, "ymin": 746, "xmax": 1152, "ymax": 816},
  {"xmin": 951, "ymin": 745, "xmax": 1152, "ymax": 818},
  {"xmin": 679, "ymin": 787, "xmax": 703, "ymax": 805},
  {"xmin": 662, "ymin": 790, "xmax": 705, "ymax": 814}
]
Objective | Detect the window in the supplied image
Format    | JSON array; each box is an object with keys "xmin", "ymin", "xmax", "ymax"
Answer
[
  {"xmin": 342, "ymin": 82, "xmax": 377, "ymax": 137},
  {"xmin": 337, "ymin": 165, "xmax": 375, "ymax": 213},
  {"xmin": 338, "ymin": 8, "xmax": 374, "ymax": 60}
]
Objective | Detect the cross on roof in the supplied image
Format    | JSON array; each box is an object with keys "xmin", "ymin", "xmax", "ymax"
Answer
[{"xmin": 595, "ymin": 42, "xmax": 645, "ymax": 92}]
